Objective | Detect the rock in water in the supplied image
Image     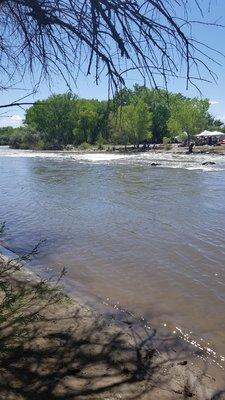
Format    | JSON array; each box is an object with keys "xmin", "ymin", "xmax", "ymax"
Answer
[{"xmin": 202, "ymin": 161, "xmax": 216, "ymax": 166}]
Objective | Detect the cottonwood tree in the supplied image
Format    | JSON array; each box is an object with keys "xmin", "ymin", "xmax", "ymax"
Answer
[
  {"xmin": 167, "ymin": 97, "xmax": 210, "ymax": 145},
  {"xmin": 25, "ymin": 93, "xmax": 77, "ymax": 145},
  {"xmin": 0, "ymin": 0, "xmax": 221, "ymax": 104},
  {"xmin": 110, "ymin": 101, "xmax": 152, "ymax": 146}
]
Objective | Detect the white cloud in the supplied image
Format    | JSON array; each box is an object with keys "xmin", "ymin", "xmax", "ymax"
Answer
[
  {"xmin": 209, "ymin": 101, "xmax": 219, "ymax": 105},
  {"xmin": 0, "ymin": 114, "xmax": 24, "ymax": 128},
  {"xmin": 11, "ymin": 114, "xmax": 23, "ymax": 122}
]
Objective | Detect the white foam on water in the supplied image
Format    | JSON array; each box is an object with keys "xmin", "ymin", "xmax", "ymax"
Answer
[
  {"xmin": 1, "ymin": 147, "xmax": 225, "ymax": 171},
  {"xmin": 0, "ymin": 147, "xmax": 66, "ymax": 159},
  {"xmin": 74, "ymin": 153, "xmax": 132, "ymax": 162},
  {"xmin": 74, "ymin": 151, "xmax": 225, "ymax": 171}
]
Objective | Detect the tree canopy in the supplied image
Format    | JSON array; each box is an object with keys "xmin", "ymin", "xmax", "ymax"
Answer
[
  {"xmin": 110, "ymin": 101, "xmax": 152, "ymax": 146},
  {"xmin": 5, "ymin": 86, "xmax": 223, "ymax": 150},
  {"xmin": 0, "ymin": 126, "xmax": 14, "ymax": 145},
  {"xmin": 26, "ymin": 93, "xmax": 77, "ymax": 146},
  {"xmin": 167, "ymin": 97, "xmax": 210, "ymax": 142}
]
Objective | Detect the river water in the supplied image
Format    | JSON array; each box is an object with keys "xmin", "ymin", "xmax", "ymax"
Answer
[{"xmin": 0, "ymin": 146, "xmax": 225, "ymax": 371}]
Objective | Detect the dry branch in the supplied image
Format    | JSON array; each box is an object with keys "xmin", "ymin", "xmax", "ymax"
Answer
[{"xmin": 0, "ymin": 0, "xmax": 221, "ymax": 92}]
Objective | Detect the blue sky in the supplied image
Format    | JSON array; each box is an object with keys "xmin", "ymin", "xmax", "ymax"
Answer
[{"xmin": 0, "ymin": 0, "xmax": 225, "ymax": 127}]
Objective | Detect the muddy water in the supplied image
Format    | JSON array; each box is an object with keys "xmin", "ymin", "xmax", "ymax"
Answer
[{"xmin": 0, "ymin": 146, "xmax": 225, "ymax": 371}]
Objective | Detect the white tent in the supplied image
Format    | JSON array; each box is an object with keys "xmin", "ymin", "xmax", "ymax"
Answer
[
  {"xmin": 196, "ymin": 130, "xmax": 224, "ymax": 138},
  {"xmin": 196, "ymin": 130, "xmax": 211, "ymax": 137},
  {"xmin": 211, "ymin": 131, "xmax": 225, "ymax": 136}
]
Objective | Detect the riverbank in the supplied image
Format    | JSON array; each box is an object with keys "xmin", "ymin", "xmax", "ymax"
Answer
[
  {"xmin": 8, "ymin": 142, "xmax": 225, "ymax": 155},
  {"xmin": 60, "ymin": 143, "xmax": 225, "ymax": 156},
  {"xmin": 0, "ymin": 251, "xmax": 223, "ymax": 400}
]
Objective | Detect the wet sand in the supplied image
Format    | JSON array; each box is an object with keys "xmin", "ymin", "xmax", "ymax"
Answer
[{"xmin": 0, "ymin": 251, "xmax": 224, "ymax": 400}]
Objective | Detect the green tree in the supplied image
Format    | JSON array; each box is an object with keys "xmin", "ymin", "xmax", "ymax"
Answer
[
  {"xmin": 206, "ymin": 115, "xmax": 224, "ymax": 131},
  {"xmin": 71, "ymin": 99, "xmax": 102, "ymax": 145},
  {"xmin": 25, "ymin": 93, "xmax": 77, "ymax": 148},
  {"xmin": 13, "ymin": 86, "xmax": 214, "ymax": 150},
  {"xmin": 10, "ymin": 126, "xmax": 43, "ymax": 149},
  {"xmin": 0, "ymin": 126, "xmax": 14, "ymax": 145},
  {"xmin": 110, "ymin": 101, "xmax": 152, "ymax": 147},
  {"xmin": 128, "ymin": 86, "xmax": 172, "ymax": 142},
  {"xmin": 113, "ymin": 88, "xmax": 134, "ymax": 107},
  {"xmin": 167, "ymin": 98, "xmax": 210, "ymax": 145}
]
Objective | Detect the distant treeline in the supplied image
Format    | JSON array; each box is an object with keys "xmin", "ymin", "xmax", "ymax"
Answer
[{"xmin": 0, "ymin": 85, "xmax": 224, "ymax": 150}]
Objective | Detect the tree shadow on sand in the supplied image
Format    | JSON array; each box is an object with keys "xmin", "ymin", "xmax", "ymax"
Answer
[
  {"xmin": 0, "ymin": 301, "xmax": 160, "ymax": 400},
  {"xmin": 0, "ymin": 253, "xmax": 224, "ymax": 399}
]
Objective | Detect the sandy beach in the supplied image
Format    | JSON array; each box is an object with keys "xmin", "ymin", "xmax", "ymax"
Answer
[{"xmin": 0, "ymin": 249, "xmax": 224, "ymax": 400}]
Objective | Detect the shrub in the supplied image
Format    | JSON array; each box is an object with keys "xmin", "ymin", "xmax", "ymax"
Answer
[
  {"xmin": 10, "ymin": 126, "xmax": 43, "ymax": 150},
  {"xmin": 96, "ymin": 134, "xmax": 105, "ymax": 150},
  {"xmin": 163, "ymin": 136, "xmax": 172, "ymax": 150},
  {"xmin": 79, "ymin": 142, "xmax": 91, "ymax": 150},
  {"xmin": 0, "ymin": 127, "xmax": 14, "ymax": 145},
  {"xmin": 0, "ymin": 223, "xmax": 67, "ymax": 354}
]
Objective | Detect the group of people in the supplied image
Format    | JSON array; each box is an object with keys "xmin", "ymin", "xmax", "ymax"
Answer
[{"xmin": 195, "ymin": 136, "xmax": 219, "ymax": 146}]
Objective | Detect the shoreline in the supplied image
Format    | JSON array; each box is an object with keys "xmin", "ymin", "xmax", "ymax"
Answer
[
  {"xmin": 0, "ymin": 248, "xmax": 224, "ymax": 399},
  {"xmin": 3, "ymin": 143, "xmax": 225, "ymax": 156}
]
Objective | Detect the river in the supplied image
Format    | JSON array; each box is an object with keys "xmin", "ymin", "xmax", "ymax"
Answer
[{"xmin": 0, "ymin": 146, "xmax": 225, "ymax": 372}]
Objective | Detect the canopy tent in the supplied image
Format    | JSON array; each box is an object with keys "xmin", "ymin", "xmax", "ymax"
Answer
[
  {"xmin": 196, "ymin": 130, "xmax": 224, "ymax": 137},
  {"xmin": 211, "ymin": 131, "xmax": 225, "ymax": 136}
]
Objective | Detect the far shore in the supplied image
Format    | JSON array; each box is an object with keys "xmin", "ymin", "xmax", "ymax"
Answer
[
  {"xmin": 0, "ymin": 247, "xmax": 224, "ymax": 400},
  {"xmin": 63, "ymin": 143, "xmax": 225, "ymax": 155},
  {"xmin": 4, "ymin": 142, "xmax": 225, "ymax": 156}
]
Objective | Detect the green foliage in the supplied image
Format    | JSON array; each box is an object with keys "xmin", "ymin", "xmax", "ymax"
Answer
[
  {"xmin": 96, "ymin": 134, "xmax": 105, "ymax": 150},
  {"xmin": 207, "ymin": 114, "xmax": 224, "ymax": 132},
  {"xmin": 71, "ymin": 99, "xmax": 102, "ymax": 145},
  {"xmin": 10, "ymin": 126, "xmax": 43, "ymax": 149},
  {"xmin": 79, "ymin": 142, "xmax": 91, "ymax": 150},
  {"xmin": 1, "ymin": 86, "xmax": 219, "ymax": 150},
  {"xmin": 25, "ymin": 93, "xmax": 78, "ymax": 147},
  {"xmin": 163, "ymin": 136, "xmax": 172, "ymax": 150},
  {"xmin": 25, "ymin": 95, "xmax": 110, "ymax": 149},
  {"xmin": 167, "ymin": 97, "xmax": 210, "ymax": 144},
  {"xmin": 0, "ymin": 126, "xmax": 14, "ymax": 145},
  {"xmin": 110, "ymin": 101, "xmax": 152, "ymax": 146},
  {"xmin": 113, "ymin": 88, "xmax": 134, "ymax": 106},
  {"xmin": 132, "ymin": 86, "xmax": 171, "ymax": 142}
]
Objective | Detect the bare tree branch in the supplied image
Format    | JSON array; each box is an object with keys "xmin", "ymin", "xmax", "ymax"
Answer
[
  {"xmin": 0, "ymin": 102, "xmax": 34, "ymax": 109},
  {"xmin": 0, "ymin": 0, "xmax": 222, "ymax": 92}
]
